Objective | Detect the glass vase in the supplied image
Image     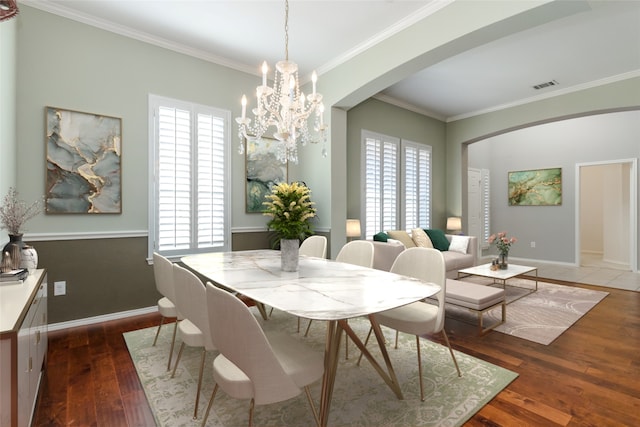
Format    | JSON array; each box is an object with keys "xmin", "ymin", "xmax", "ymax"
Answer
[{"xmin": 498, "ymin": 252, "xmax": 508, "ymax": 269}]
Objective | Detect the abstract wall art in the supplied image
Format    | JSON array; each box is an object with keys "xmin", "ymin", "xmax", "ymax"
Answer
[
  {"xmin": 508, "ymin": 167, "xmax": 562, "ymax": 206},
  {"xmin": 45, "ymin": 107, "xmax": 122, "ymax": 214},
  {"xmin": 245, "ymin": 137, "xmax": 287, "ymax": 213}
]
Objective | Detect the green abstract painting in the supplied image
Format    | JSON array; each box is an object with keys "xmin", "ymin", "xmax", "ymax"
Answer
[
  {"xmin": 245, "ymin": 137, "xmax": 287, "ymax": 213},
  {"xmin": 508, "ymin": 167, "xmax": 562, "ymax": 206}
]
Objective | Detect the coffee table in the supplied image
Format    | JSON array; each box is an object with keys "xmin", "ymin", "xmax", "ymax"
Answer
[{"xmin": 457, "ymin": 263, "xmax": 538, "ymax": 304}]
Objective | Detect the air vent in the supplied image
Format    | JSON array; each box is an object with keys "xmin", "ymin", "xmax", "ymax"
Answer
[{"xmin": 532, "ymin": 80, "xmax": 559, "ymax": 90}]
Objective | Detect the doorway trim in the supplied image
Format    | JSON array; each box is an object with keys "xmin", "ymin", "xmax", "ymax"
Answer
[{"xmin": 575, "ymin": 158, "xmax": 638, "ymax": 272}]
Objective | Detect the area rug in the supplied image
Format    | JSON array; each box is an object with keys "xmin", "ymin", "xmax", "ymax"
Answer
[
  {"xmin": 124, "ymin": 311, "xmax": 518, "ymax": 427},
  {"xmin": 449, "ymin": 277, "xmax": 609, "ymax": 345}
]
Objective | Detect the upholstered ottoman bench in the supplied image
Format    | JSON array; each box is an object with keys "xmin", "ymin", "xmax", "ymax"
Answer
[{"xmin": 444, "ymin": 279, "xmax": 506, "ymax": 335}]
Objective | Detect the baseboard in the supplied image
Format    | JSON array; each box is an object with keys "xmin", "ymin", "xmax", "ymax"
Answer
[{"xmin": 48, "ymin": 306, "xmax": 158, "ymax": 332}]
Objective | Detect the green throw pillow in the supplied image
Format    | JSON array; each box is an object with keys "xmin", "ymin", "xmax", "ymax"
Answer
[
  {"xmin": 424, "ymin": 229, "xmax": 450, "ymax": 251},
  {"xmin": 373, "ymin": 232, "xmax": 389, "ymax": 242}
]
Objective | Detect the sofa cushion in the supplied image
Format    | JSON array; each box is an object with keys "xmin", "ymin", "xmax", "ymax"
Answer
[
  {"xmin": 386, "ymin": 230, "xmax": 416, "ymax": 248},
  {"xmin": 371, "ymin": 240, "xmax": 406, "ymax": 272},
  {"xmin": 441, "ymin": 251, "xmax": 474, "ymax": 271},
  {"xmin": 449, "ymin": 235, "xmax": 470, "ymax": 254},
  {"xmin": 424, "ymin": 229, "xmax": 450, "ymax": 251},
  {"xmin": 373, "ymin": 231, "xmax": 389, "ymax": 242},
  {"xmin": 411, "ymin": 228, "xmax": 433, "ymax": 248}
]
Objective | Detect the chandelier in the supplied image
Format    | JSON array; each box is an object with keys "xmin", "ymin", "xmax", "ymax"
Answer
[{"xmin": 236, "ymin": 0, "xmax": 327, "ymax": 164}]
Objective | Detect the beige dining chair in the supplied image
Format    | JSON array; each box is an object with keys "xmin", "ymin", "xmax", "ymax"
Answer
[
  {"xmin": 171, "ymin": 264, "xmax": 217, "ymax": 420},
  {"xmin": 152, "ymin": 252, "xmax": 181, "ymax": 371},
  {"xmin": 299, "ymin": 235, "xmax": 327, "ymax": 259},
  {"xmin": 201, "ymin": 282, "xmax": 324, "ymax": 427},
  {"xmin": 304, "ymin": 240, "xmax": 374, "ymax": 359},
  {"xmin": 288, "ymin": 235, "xmax": 328, "ymax": 330},
  {"xmin": 362, "ymin": 247, "xmax": 461, "ymax": 401}
]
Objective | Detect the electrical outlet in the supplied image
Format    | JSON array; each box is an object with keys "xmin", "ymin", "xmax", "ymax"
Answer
[
  {"xmin": 54, "ymin": 281, "xmax": 66, "ymax": 296},
  {"xmin": 530, "ymin": 241, "xmax": 536, "ymax": 248}
]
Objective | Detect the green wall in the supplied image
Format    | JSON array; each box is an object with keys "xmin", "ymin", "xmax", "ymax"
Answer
[
  {"xmin": 0, "ymin": 18, "xmax": 17, "ymax": 192},
  {"xmin": 346, "ymin": 98, "xmax": 447, "ymax": 233}
]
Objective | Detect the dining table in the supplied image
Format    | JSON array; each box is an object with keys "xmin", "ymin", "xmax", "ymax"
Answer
[{"xmin": 181, "ymin": 249, "xmax": 440, "ymax": 427}]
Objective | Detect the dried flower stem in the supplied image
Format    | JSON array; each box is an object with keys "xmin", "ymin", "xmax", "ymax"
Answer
[{"xmin": 0, "ymin": 187, "xmax": 42, "ymax": 235}]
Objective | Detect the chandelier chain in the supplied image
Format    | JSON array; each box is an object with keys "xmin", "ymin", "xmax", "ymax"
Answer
[{"xmin": 284, "ymin": 0, "xmax": 289, "ymax": 61}]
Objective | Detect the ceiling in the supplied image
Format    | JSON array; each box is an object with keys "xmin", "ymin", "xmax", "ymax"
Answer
[{"xmin": 21, "ymin": 0, "xmax": 640, "ymax": 121}]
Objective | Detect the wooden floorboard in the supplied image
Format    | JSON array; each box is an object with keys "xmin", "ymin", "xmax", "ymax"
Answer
[{"xmin": 33, "ymin": 280, "xmax": 640, "ymax": 426}]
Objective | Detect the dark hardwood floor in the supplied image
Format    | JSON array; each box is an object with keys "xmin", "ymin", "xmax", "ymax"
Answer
[{"xmin": 33, "ymin": 279, "xmax": 640, "ymax": 426}]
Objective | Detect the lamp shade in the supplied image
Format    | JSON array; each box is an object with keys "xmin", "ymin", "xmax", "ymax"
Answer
[
  {"xmin": 446, "ymin": 217, "xmax": 462, "ymax": 231},
  {"xmin": 346, "ymin": 219, "xmax": 361, "ymax": 238}
]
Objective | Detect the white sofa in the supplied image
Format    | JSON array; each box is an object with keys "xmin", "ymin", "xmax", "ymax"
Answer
[{"xmin": 371, "ymin": 234, "xmax": 478, "ymax": 278}]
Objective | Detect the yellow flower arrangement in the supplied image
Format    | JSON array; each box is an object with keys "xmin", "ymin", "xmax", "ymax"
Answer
[{"xmin": 263, "ymin": 182, "xmax": 317, "ymax": 240}]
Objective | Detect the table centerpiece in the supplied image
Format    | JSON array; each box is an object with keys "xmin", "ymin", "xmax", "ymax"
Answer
[{"xmin": 263, "ymin": 181, "xmax": 317, "ymax": 271}]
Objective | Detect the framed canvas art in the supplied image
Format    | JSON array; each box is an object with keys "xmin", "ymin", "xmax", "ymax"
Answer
[
  {"xmin": 45, "ymin": 107, "xmax": 122, "ymax": 214},
  {"xmin": 245, "ymin": 137, "xmax": 287, "ymax": 213},
  {"xmin": 508, "ymin": 167, "xmax": 562, "ymax": 206}
]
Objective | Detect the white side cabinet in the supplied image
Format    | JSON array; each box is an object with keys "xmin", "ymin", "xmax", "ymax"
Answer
[{"xmin": 0, "ymin": 269, "xmax": 48, "ymax": 427}]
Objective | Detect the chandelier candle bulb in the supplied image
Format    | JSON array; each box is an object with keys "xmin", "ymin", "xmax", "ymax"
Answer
[
  {"xmin": 312, "ymin": 71, "xmax": 317, "ymax": 95},
  {"xmin": 261, "ymin": 61, "xmax": 268, "ymax": 86},
  {"xmin": 241, "ymin": 95, "xmax": 247, "ymax": 120}
]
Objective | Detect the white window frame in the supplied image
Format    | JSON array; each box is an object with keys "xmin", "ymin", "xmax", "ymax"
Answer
[
  {"xmin": 360, "ymin": 130, "xmax": 432, "ymax": 239},
  {"xmin": 148, "ymin": 94, "xmax": 231, "ymax": 260}
]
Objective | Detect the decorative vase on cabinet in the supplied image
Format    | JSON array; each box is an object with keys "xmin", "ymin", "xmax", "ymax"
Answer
[{"xmin": 20, "ymin": 245, "xmax": 38, "ymax": 274}]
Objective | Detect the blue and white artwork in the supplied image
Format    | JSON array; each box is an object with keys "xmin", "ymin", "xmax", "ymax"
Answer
[
  {"xmin": 245, "ymin": 137, "xmax": 287, "ymax": 213},
  {"xmin": 46, "ymin": 107, "xmax": 122, "ymax": 214}
]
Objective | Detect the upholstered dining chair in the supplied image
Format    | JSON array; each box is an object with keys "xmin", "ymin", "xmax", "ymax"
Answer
[
  {"xmin": 152, "ymin": 252, "xmax": 181, "ymax": 371},
  {"xmin": 287, "ymin": 235, "xmax": 328, "ymax": 330},
  {"xmin": 304, "ymin": 240, "xmax": 374, "ymax": 359},
  {"xmin": 361, "ymin": 247, "xmax": 461, "ymax": 401},
  {"xmin": 201, "ymin": 282, "xmax": 324, "ymax": 427},
  {"xmin": 171, "ymin": 264, "xmax": 217, "ymax": 420},
  {"xmin": 299, "ymin": 235, "xmax": 328, "ymax": 258}
]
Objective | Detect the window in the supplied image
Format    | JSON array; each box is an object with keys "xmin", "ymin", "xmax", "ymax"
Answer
[
  {"xmin": 361, "ymin": 130, "xmax": 431, "ymax": 239},
  {"xmin": 148, "ymin": 95, "xmax": 231, "ymax": 258}
]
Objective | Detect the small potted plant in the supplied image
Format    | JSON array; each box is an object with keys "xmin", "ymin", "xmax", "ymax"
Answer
[
  {"xmin": 0, "ymin": 187, "xmax": 42, "ymax": 270},
  {"xmin": 263, "ymin": 181, "xmax": 317, "ymax": 271}
]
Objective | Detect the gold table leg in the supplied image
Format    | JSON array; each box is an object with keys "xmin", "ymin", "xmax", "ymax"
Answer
[{"xmin": 318, "ymin": 316, "xmax": 404, "ymax": 427}]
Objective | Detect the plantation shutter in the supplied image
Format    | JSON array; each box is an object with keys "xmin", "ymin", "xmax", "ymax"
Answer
[
  {"xmin": 481, "ymin": 168, "xmax": 491, "ymax": 248},
  {"xmin": 402, "ymin": 141, "xmax": 431, "ymax": 231},
  {"xmin": 150, "ymin": 95, "xmax": 230, "ymax": 258},
  {"xmin": 362, "ymin": 131, "xmax": 398, "ymax": 239}
]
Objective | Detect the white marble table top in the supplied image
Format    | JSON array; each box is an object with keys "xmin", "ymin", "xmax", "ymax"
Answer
[
  {"xmin": 182, "ymin": 250, "xmax": 440, "ymax": 321},
  {"xmin": 458, "ymin": 263, "xmax": 537, "ymax": 280}
]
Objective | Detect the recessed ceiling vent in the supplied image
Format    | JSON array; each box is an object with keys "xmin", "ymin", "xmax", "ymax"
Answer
[{"xmin": 533, "ymin": 80, "xmax": 559, "ymax": 90}]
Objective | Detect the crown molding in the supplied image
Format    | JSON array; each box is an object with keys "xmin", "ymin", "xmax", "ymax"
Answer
[
  {"xmin": 448, "ymin": 70, "xmax": 640, "ymax": 122},
  {"xmin": 20, "ymin": 0, "xmax": 258, "ymax": 76}
]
